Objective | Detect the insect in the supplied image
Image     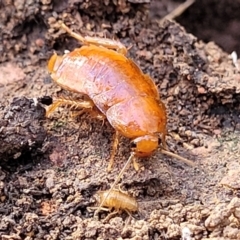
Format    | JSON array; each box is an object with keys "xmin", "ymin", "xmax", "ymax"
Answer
[
  {"xmin": 96, "ymin": 189, "xmax": 138, "ymax": 213},
  {"xmin": 47, "ymin": 22, "xmax": 169, "ymax": 170},
  {"xmin": 47, "ymin": 22, "xmax": 194, "ymax": 216}
]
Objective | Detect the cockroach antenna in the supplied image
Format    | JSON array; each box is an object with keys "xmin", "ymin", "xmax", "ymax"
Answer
[
  {"xmin": 94, "ymin": 152, "xmax": 135, "ymax": 217},
  {"xmin": 161, "ymin": 149, "xmax": 195, "ymax": 167}
]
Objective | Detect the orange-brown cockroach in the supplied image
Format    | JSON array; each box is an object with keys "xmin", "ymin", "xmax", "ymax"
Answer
[{"xmin": 47, "ymin": 22, "xmax": 194, "ymax": 216}]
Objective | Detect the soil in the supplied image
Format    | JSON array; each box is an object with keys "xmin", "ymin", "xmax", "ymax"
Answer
[{"xmin": 1, "ymin": 0, "xmax": 240, "ymax": 239}]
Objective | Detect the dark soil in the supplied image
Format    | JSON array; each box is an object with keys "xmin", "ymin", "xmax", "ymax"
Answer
[{"xmin": 1, "ymin": 0, "xmax": 240, "ymax": 239}]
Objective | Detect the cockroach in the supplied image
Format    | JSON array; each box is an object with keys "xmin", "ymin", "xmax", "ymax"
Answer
[
  {"xmin": 47, "ymin": 22, "xmax": 194, "ymax": 216},
  {"xmin": 96, "ymin": 189, "xmax": 138, "ymax": 213}
]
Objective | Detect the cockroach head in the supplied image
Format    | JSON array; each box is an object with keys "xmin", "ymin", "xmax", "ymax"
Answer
[
  {"xmin": 94, "ymin": 191, "xmax": 102, "ymax": 203},
  {"xmin": 130, "ymin": 135, "xmax": 158, "ymax": 157}
]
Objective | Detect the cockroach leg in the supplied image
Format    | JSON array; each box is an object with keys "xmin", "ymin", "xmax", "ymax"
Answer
[
  {"xmin": 70, "ymin": 107, "xmax": 105, "ymax": 123},
  {"xmin": 87, "ymin": 206, "xmax": 110, "ymax": 213},
  {"xmin": 132, "ymin": 156, "xmax": 140, "ymax": 171},
  {"xmin": 70, "ymin": 109, "xmax": 86, "ymax": 118},
  {"xmin": 102, "ymin": 210, "xmax": 118, "ymax": 223},
  {"xmin": 124, "ymin": 213, "xmax": 133, "ymax": 228},
  {"xmin": 94, "ymin": 152, "xmax": 135, "ymax": 217},
  {"xmin": 45, "ymin": 100, "xmax": 62, "ymax": 117},
  {"xmin": 107, "ymin": 131, "xmax": 120, "ymax": 172},
  {"xmin": 161, "ymin": 133, "xmax": 167, "ymax": 150},
  {"xmin": 60, "ymin": 22, "xmax": 128, "ymax": 55},
  {"xmin": 89, "ymin": 107, "xmax": 106, "ymax": 122},
  {"xmin": 46, "ymin": 97, "xmax": 94, "ymax": 117}
]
